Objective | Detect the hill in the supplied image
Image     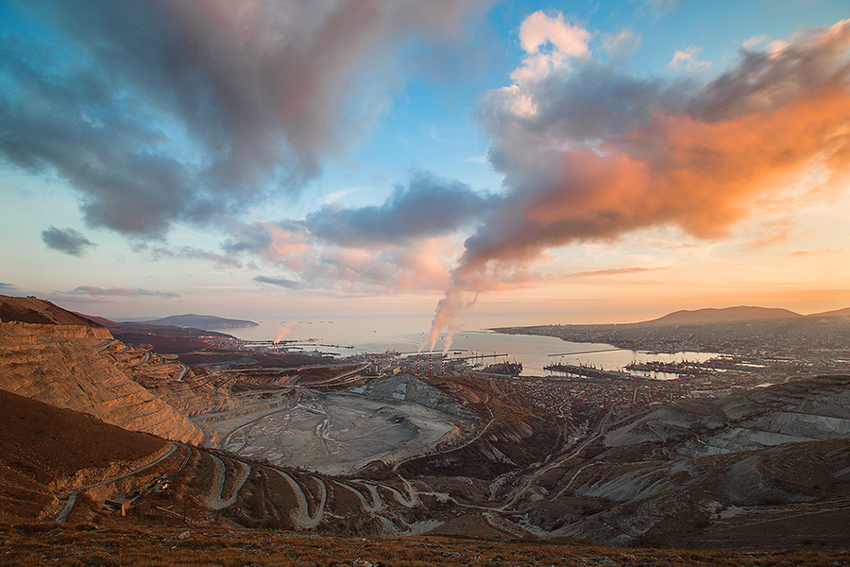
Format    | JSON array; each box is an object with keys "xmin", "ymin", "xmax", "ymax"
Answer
[
  {"xmin": 0, "ymin": 299, "xmax": 204, "ymax": 444},
  {"xmin": 0, "ymin": 388, "xmax": 167, "ymax": 523},
  {"xmin": 2, "ymin": 294, "xmax": 850, "ymax": 555},
  {"xmin": 144, "ymin": 314, "xmax": 258, "ymax": 330},
  {"xmin": 809, "ymin": 307, "xmax": 850, "ymax": 318},
  {"xmin": 0, "ymin": 295, "xmax": 103, "ymax": 327},
  {"xmin": 78, "ymin": 315, "xmax": 239, "ymax": 354},
  {"xmin": 639, "ymin": 305, "xmax": 802, "ymax": 325}
]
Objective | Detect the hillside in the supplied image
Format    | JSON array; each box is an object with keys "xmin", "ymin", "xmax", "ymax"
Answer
[
  {"xmin": 79, "ymin": 315, "xmax": 238, "ymax": 354},
  {"xmin": 810, "ymin": 307, "xmax": 850, "ymax": 318},
  {"xmin": 144, "ymin": 314, "xmax": 258, "ymax": 330},
  {"xmin": 1, "ymin": 295, "xmax": 850, "ymax": 554},
  {"xmin": 0, "ymin": 320, "xmax": 203, "ymax": 444},
  {"xmin": 0, "ymin": 388, "xmax": 167, "ymax": 523},
  {"xmin": 0, "ymin": 295, "xmax": 103, "ymax": 327},
  {"xmin": 5, "ymin": 526, "xmax": 849, "ymax": 566},
  {"xmin": 640, "ymin": 305, "xmax": 803, "ymax": 325}
]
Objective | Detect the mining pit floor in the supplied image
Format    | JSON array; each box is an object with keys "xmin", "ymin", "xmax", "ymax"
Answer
[{"xmin": 199, "ymin": 388, "xmax": 467, "ymax": 475}]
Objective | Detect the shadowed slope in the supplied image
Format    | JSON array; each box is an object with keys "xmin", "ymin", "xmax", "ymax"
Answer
[{"xmin": 0, "ymin": 389, "xmax": 167, "ymax": 523}]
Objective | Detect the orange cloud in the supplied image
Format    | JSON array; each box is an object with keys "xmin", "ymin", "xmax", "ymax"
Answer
[
  {"xmin": 423, "ymin": 19, "xmax": 850, "ymax": 350},
  {"xmin": 521, "ymin": 88, "xmax": 850, "ymax": 248}
]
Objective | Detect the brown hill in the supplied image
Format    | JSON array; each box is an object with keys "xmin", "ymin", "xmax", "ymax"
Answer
[
  {"xmin": 0, "ymin": 295, "xmax": 103, "ymax": 327},
  {"xmin": 144, "ymin": 314, "xmax": 258, "ymax": 330},
  {"xmin": 0, "ymin": 388, "xmax": 167, "ymax": 523},
  {"xmin": 0, "ymin": 320, "xmax": 203, "ymax": 444},
  {"xmin": 809, "ymin": 307, "xmax": 850, "ymax": 318},
  {"xmin": 639, "ymin": 305, "xmax": 802, "ymax": 326},
  {"xmin": 78, "ymin": 313, "xmax": 236, "ymax": 353}
]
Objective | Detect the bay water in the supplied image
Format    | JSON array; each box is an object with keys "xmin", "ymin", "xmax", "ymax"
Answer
[{"xmin": 226, "ymin": 316, "xmax": 716, "ymax": 379}]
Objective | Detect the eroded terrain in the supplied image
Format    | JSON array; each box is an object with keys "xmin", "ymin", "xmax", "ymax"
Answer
[{"xmin": 3, "ymin": 296, "xmax": 850, "ymax": 550}]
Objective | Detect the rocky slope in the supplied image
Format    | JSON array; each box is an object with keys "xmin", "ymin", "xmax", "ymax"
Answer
[
  {"xmin": 522, "ymin": 375, "xmax": 850, "ymax": 547},
  {"xmin": 604, "ymin": 375, "xmax": 850, "ymax": 456},
  {"xmin": 0, "ymin": 320, "xmax": 203, "ymax": 444}
]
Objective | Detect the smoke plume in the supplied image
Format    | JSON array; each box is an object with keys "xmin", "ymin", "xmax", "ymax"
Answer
[
  {"xmin": 423, "ymin": 17, "xmax": 850, "ymax": 351},
  {"xmin": 274, "ymin": 322, "xmax": 299, "ymax": 344}
]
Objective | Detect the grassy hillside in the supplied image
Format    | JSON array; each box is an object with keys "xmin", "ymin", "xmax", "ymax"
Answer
[
  {"xmin": 3, "ymin": 525, "xmax": 849, "ymax": 566},
  {"xmin": 0, "ymin": 389, "xmax": 167, "ymax": 523}
]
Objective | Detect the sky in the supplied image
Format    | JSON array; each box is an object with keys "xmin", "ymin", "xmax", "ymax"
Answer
[{"xmin": 1, "ymin": 0, "xmax": 849, "ymax": 343}]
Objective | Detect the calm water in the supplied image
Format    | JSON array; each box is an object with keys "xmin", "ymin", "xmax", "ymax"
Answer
[{"xmin": 226, "ymin": 317, "xmax": 716, "ymax": 379}]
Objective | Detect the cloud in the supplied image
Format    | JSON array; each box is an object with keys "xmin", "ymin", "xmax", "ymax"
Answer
[
  {"xmin": 305, "ymin": 172, "xmax": 490, "ymax": 247},
  {"xmin": 150, "ymin": 246, "xmax": 244, "ymax": 269},
  {"xmin": 519, "ymin": 10, "xmax": 590, "ymax": 57},
  {"xmin": 40, "ymin": 226, "xmax": 96, "ymax": 256},
  {"xmin": 214, "ymin": 173, "xmax": 483, "ymax": 294},
  {"xmin": 603, "ymin": 30, "xmax": 642, "ymax": 64},
  {"xmin": 563, "ymin": 266, "xmax": 669, "ymax": 278},
  {"xmin": 1, "ymin": 0, "xmax": 489, "ymax": 237},
  {"xmin": 70, "ymin": 285, "xmax": 180, "ymax": 298},
  {"xmin": 786, "ymin": 248, "xmax": 839, "ymax": 259},
  {"xmin": 246, "ymin": 231, "xmax": 456, "ymax": 295},
  {"xmin": 320, "ymin": 187, "xmax": 363, "ymax": 205},
  {"xmin": 223, "ymin": 219, "xmax": 313, "ymax": 271},
  {"xmin": 0, "ymin": 283, "xmax": 16, "ymax": 291},
  {"xmin": 509, "ymin": 11, "xmax": 592, "ymax": 88},
  {"xmin": 667, "ymin": 46, "xmax": 712, "ymax": 72},
  {"xmin": 253, "ymin": 275, "xmax": 304, "ymax": 289},
  {"xmin": 422, "ymin": 16, "xmax": 850, "ymax": 350},
  {"xmin": 743, "ymin": 35, "xmax": 769, "ymax": 49}
]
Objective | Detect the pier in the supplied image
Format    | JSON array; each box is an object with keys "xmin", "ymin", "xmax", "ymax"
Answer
[{"xmin": 543, "ymin": 363, "xmax": 632, "ymax": 380}]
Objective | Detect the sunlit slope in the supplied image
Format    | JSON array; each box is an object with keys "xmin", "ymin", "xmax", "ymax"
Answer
[
  {"xmin": 0, "ymin": 299, "xmax": 203, "ymax": 444},
  {"xmin": 0, "ymin": 295, "xmax": 104, "ymax": 327}
]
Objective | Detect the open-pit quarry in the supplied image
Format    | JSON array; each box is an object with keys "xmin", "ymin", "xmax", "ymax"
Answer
[
  {"xmin": 198, "ymin": 374, "xmax": 477, "ymax": 475},
  {"xmin": 4, "ymin": 296, "xmax": 850, "ymax": 551}
]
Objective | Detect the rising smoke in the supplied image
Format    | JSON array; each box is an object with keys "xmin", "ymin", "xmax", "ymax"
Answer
[
  {"xmin": 423, "ymin": 17, "xmax": 850, "ymax": 352},
  {"xmin": 274, "ymin": 322, "xmax": 299, "ymax": 344}
]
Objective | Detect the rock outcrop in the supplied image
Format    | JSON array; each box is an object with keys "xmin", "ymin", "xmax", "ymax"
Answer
[
  {"xmin": 604, "ymin": 375, "xmax": 850, "ymax": 456},
  {"xmin": 0, "ymin": 321, "xmax": 203, "ymax": 444}
]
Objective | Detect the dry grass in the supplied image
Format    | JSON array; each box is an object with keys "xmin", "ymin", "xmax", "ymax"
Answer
[{"xmin": 2, "ymin": 524, "xmax": 848, "ymax": 567}]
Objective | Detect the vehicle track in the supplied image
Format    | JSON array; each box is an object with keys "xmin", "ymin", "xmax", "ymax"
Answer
[
  {"xmin": 276, "ymin": 471, "xmax": 327, "ymax": 529},
  {"xmin": 55, "ymin": 442, "xmax": 179, "ymax": 523},
  {"xmin": 206, "ymin": 454, "xmax": 251, "ymax": 510}
]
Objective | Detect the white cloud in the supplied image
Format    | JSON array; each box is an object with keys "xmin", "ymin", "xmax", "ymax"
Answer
[
  {"xmin": 519, "ymin": 10, "xmax": 591, "ymax": 57},
  {"xmin": 504, "ymin": 11, "xmax": 593, "ymax": 114},
  {"xmin": 320, "ymin": 187, "xmax": 363, "ymax": 205},
  {"xmin": 744, "ymin": 35, "xmax": 769, "ymax": 49},
  {"xmin": 668, "ymin": 46, "xmax": 712, "ymax": 72},
  {"xmin": 603, "ymin": 30, "xmax": 642, "ymax": 63}
]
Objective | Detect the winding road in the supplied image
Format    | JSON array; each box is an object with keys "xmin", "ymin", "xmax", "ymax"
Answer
[
  {"xmin": 277, "ymin": 471, "xmax": 327, "ymax": 529},
  {"xmin": 56, "ymin": 442, "xmax": 180, "ymax": 523},
  {"xmin": 205, "ymin": 455, "xmax": 251, "ymax": 510}
]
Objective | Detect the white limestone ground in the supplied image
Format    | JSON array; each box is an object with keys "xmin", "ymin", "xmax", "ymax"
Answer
[{"xmin": 201, "ymin": 375, "xmax": 475, "ymax": 475}]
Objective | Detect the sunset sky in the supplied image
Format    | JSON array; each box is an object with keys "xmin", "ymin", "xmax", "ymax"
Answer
[{"xmin": 1, "ymin": 0, "xmax": 849, "ymax": 337}]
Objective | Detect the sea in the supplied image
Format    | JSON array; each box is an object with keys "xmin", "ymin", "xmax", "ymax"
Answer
[{"xmin": 225, "ymin": 316, "xmax": 717, "ymax": 380}]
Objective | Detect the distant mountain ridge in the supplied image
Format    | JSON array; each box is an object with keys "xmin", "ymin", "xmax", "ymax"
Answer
[
  {"xmin": 638, "ymin": 305, "xmax": 850, "ymax": 326},
  {"xmin": 639, "ymin": 306, "xmax": 803, "ymax": 326},
  {"xmin": 143, "ymin": 314, "xmax": 258, "ymax": 330},
  {"xmin": 810, "ymin": 307, "xmax": 850, "ymax": 318},
  {"xmin": 78, "ymin": 314, "xmax": 237, "ymax": 354}
]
